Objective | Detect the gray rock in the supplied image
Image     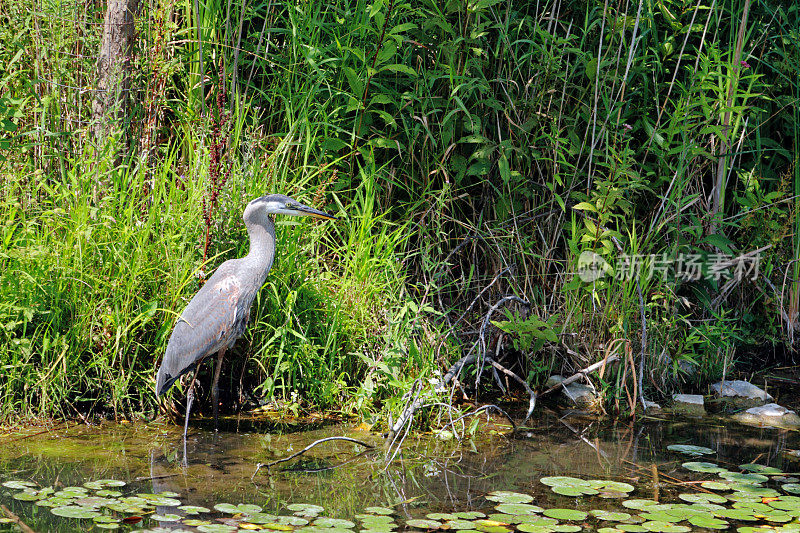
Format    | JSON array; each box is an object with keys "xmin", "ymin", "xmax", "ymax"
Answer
[
  {"xmin": 733, "ymin": 403, "xmax": 800, "ymax": 429},
  {"xmin": 671, "ymin": 394, "xmax": 706, "ymax": 416},
  {"xmin": 711, "ymin": 380, "xmax": 772, "ymax": 408}
]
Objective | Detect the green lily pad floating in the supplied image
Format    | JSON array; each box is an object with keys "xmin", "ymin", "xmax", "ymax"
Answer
[
  {"xmin": 406, "ymin": 519, "xmax": 442, "ymax": 529},
  {"xmin": 720, "ymin": 472, "xmax": 770, "ymax": 483},
  {"xmin": 96, "ymin": 489, "xmax": 123, "ymax": 497},
  {"xmin": 512, "ymin": 523, "xmax": 557, "ymax": 533},
  {"xmin": 681, "ymin": 462, "xmax": 727, "ymax": 473},
  {"xmin": 740, "ymin": 464, "xmax": 783, "ymax": 474},
  {"xmin": 699, "ymin": 481, "xmax": 732, "ymax": 491},
  {"xmin": 590, "ymin": 510, "xmax": 632, "ymax": 521},
  {"xmin": 542, "ymin": 509, "xmax": 587, "ymax": 521},
  {"xmin": 486, "ymin": 491, "xmax": 534, "ymax": 504},
  {"xmin": 213, "ymin": 502, "xmax": 262, "ymax": 514},
  {"xmin": 447, "ymin": 520, "xmax": 478, "ymax": 529},
  {"xmin": 2, "ymin": 480, "xmax": 37, "ymax": 489},
  {"xmin": 12, "ymin": 491, "xmax": 40, "ymax": 501},
  {"xmin": 50, "ymin": 505, "xmax": 102, "ymax": 519},
  {"xmin": 767, "ymin": 495, "xmax": 800, "ymax": 511},
  {"xmin": 552, "ymin": 526, "xmax": 582, "ymax": 532},
  {"xmin": 495, "ymin": 503, "xmax": 544, "ymax": 515},
  {"xmin": 641, "ymin": 521, "xmax": 689, "ymax": 533},
  {"xmin": 686, "ymin": 515, "xmax": 728, "ymax": 529},
  {"xmin": 617, "ymin": 526, "xmax": 648, "ymax": 532},
  {"xmin": 178, "ymin": 505, "xmax": 211, "ymax": 514},
  {"xmin": 622, "ymin": 500, "xmax": 660, "ymax": 510},
  {"xmin": 782, "ymin": 484, "xmax": 800, "ymax": 495},
  {"xmin": 598, "ymin": 529, "xmax": 625, "ymax": 533},
  {"xmin": 277, "ymin": 515, "xmax": 310, "ymax": 526},
  {"xmin": 264, "ymin": 523, "xmax": 295, "ymax": 531},
  {"xmin": 455, "ymin": 512, "xmax": 486, "ymax": 520},
  {"xmin": 731, "ymin": 484, "xmax": 780, "ymax": 497},
  {"xmin": 150, "ymin": 513, "xmax": 182, "ymax": 522},
  {"xmin": 667, "ymin": 444, "xmax": 714, "ymax": 456},
  {"xmin": 715, "ymin": 508, "xmax": 759, "ymax": 521},
  {"xmin": 183, "ymin": 519, "xmax": 213, "ymax": 526},
  {"xmin": 589, "ymin": 480, "xmax": 636, "ymax": 493},
  {"xmin": 247, "ymin": 513, "xmax": 282, "ymax": 524},
  {"xmin": 427, "ymin": 513, "xmax": 458, "ymax": 521},
  {"xmin": 365, "ymin": 507, "xmax": 395, "ymax": 516},
  {"xmin": 84, "ymin": 479, "xmax": 127, "ymax": 490},
  {"xmin": 678, "ymin": 493, "xmax": 728, "ymax": 504},
  {"xmin": 288, "ymin": 503, "xmax": 326, "ymax": 516},
  {"xmin": 197, "ymin": 525, "xmax": 239, "ymax": 533},
  {"xmin": 315, "ymin": 518, "xmax": 357, "ymax": 528}
]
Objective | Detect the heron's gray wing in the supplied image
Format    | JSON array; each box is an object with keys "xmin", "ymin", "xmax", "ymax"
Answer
[{"xmin": 156, "ymin": 262, "xmax": 248, "ymax": 396}]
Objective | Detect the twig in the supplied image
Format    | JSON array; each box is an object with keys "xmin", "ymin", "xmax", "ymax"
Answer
[
  {"xmin": 1, "ymin": 504, "xmax": 36, "ymax": 533},
  {"xmin": 439, "ymin": 404, "xmax": 517, "ymax": 432},
  {"xmin": 538, "ymin": 355, "xmax": 620, "ymax": 398},
  {"xmin": 485, "ymin": 357, "xmax": 536, "ymax": 425},
  {"xmin": 252, "ymin": 436, "xmax": 374, "ymax": 478}
]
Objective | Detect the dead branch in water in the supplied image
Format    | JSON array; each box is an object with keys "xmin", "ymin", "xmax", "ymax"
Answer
[{"xmin": 251, "ymin": 436, "xmax": 374, "ymax": 478}]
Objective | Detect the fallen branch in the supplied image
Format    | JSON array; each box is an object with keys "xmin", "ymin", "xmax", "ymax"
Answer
[
  {"xmin": 1, "ymin": 504, "xmax": 36, "ymax": 533},
  {"xmin": 538, "ymin": 355, "xmax": 621, "ymax": 398},
  {"xmin": 485, "ymin": 357, "xmax": 536, "ymax": 424},
  {"xmin": 251, "ymin": 436, "xmax": 374, "ymax": 478},
  {"xmin": 439, "ymin": 404, "xmax": 517, "ymax": 432}
]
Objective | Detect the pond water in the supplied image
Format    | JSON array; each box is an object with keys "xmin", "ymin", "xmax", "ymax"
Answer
[{"xmin": 1, "ymin": 412, "xmax": 799, "ymax": 532}]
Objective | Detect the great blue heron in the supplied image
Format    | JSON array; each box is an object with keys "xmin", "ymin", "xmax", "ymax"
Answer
[{"xmin": 155, "ymin": 194, "xmax": 336, "ymax": 437}]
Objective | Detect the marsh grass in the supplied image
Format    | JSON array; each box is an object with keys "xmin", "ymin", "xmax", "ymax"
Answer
[{"xmin": 1, "ymin": 0, "xmax": 798, "ymax": 421}]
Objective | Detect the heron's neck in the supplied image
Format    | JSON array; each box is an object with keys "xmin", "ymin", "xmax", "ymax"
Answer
[{"xmin": 244, "ymin": 215, "xmax": 276, "ymax": 281}]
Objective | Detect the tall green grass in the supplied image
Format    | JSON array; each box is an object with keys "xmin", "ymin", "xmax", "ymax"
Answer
[{"xmin": 1, "ymin": 0, "xmax": 798, "ymax": 421}]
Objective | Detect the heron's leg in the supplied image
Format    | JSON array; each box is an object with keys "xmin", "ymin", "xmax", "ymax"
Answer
[
  {"xmin": 212, "ymin": 347, "xmax": 226, "ymax": 432},
  {"xmin": 183, "ymin": 368, "xmax": 200, "ymax": 440}
]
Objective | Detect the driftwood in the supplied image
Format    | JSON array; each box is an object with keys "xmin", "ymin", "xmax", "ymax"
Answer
[
  {"xmin": 1, "ymin": 504, "xmax": 36, "ymax": 533},
  {"xmin": 251, "ymin": 436, "xmax": 373, "ymax": 478},
  {"xmin": 538, "ymin": 355, "xmax": 620, "ymax": 398}
]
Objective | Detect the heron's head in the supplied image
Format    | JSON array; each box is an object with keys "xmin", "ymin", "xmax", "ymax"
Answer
[{"xmin": 245, "ymin": 194, "xmax": 336, "ymax": 222}]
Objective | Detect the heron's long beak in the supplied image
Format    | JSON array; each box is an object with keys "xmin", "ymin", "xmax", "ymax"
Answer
[{"xmin": 296, "ymin": 204, "xmax": 337, "ymax": 220}]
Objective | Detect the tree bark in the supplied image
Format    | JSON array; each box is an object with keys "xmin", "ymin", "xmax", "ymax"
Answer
[{"xmin": 92, "ymin": 0, "xmax": 140, "ymax": 143}]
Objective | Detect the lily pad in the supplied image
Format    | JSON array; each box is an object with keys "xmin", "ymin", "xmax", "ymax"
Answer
[
  {"xmin": 494, "ymin": 503, "xmax": 544, "ymax": 515},
  {"xmin": 178, "ymin": 505, "xmax": 211, "ymax": 514},
  {"xmin": 782, "ymin": 484, "xmax": 800, "ymax": 495},
  {"xmin": 590, "ymin": 510, "xmax": 632, "ymax": 521},
  {"xmin": 197, "ymin": 525, "xmax": 239, "ymax": 533},
  {"xmin": 740, "ymin": 464, "xmax": 783, "ymax": 474},
  {"xmin": 365, "ymin": 507, "xmax": 395, "ymax": 516},
  {"xmin": 51, "ymin": 505, "xmax": 102, "ymax": 519},
  {"xmin": 542, "ymin": 509, "xmax": 587, "ymax": 521},
  {"xmin": 677, "ymin": 493, "xmax": 727, "ymax": 504},
  {"xmin": 427, "ymin": 513, "xmax": 458, "ymax": 521},
  {"xmin": 12, "ymin": 491, "xmax": 40, "ymax": 501},
  {"xmin": 183, "ymin": 519, "xmax": 213, "ymax": 526},
  {"xmin": 667, "ymin": 445, "xmax": 714, "ymax": 456},
  {"xmin": 622, "ymin": 500, "xmax": 660, "ymax": 510},
  {"xmin": 681, "ymin": 462, "xmax": 727, "ymax": 473},
  {"xmin": 686, "ymin": 515, "xmax": 728, "ymax": 529},
  {"xmin": 720, "ymin": 472, "xmax": 769, "ymax": 483},
  {"xmin": 641, "ymin": 522, "xmax": 689, "ymax": 533},
  {"xmin": 486, "ymin": 491, "xmax": 534, "ymax": 504},
  {"xmin": 455, "ymin": 512, "xmax": 486, "ymax": 520},
  {"xmin": 288, "ymin": 503, "xmax": 326, "ymax": 516},
  {"xmin": 314, "ymin": 518, "xmax": 356, "ymax": 528},
  {"xmin": 150, "ymin": 513, "xmax": 182, "ymax": 522},
  {"xmin": 406, "ymin": 519, "xmax": 442, "ymax": 529},
  {"xmin": 2, "ymin": 480, "xmax": 37, "ymax": 489}
]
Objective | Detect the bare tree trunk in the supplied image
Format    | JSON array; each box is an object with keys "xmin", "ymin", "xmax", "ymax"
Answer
[{"xmin": 92, "ymin": 0, "xmax": 140, "ymax": 145}]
